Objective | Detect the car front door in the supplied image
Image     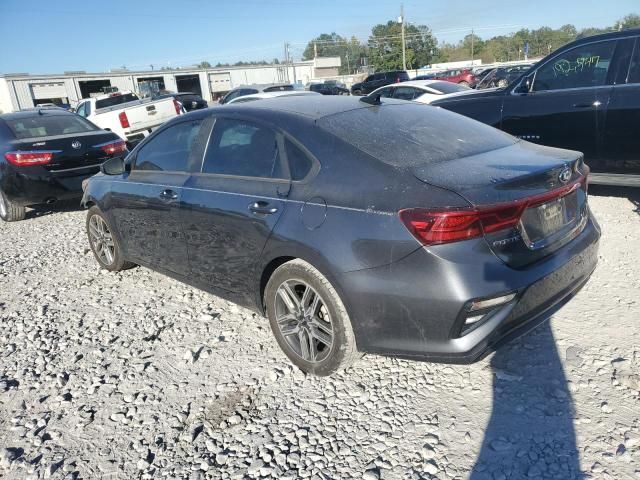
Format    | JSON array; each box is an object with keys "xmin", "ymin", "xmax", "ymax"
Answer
[
  {"xmin": 501, "ymin": 39, "xmax": 617, "ymax": 162},
  {"xmin": 600, "ymin": 35, "xmax": 640, "ymax": 175},
  {"xmin": 108, "ymin": 118, "xmax": 209, "ymax": 275},
  {"xmin": 181, "ymin": 117, "xmax": 290, "ymax": 300}
]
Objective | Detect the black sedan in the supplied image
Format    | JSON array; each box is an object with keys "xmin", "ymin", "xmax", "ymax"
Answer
[
  {"xmin": 82, "ymin": 96, "xmax": 600, "ymax": 375},
  {"xmin": 0, "ymin": 108, "xmax": 126, "ymax": 221}
]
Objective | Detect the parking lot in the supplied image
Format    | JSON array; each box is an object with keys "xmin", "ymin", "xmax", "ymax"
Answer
[{"xmin": 0, "ymin": 187, "xmax": 637, "ymax": 479}]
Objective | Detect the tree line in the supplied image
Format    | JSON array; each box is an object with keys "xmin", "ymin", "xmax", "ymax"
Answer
[
  {"xmin": 304, "ymin": 13, "xmax": 640, "ymax": 74},
  {"xmin": 192, "ymin": 13, "xmax": 639, "ymax": 74}
]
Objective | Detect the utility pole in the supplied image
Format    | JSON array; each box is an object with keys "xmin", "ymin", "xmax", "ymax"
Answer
[
  {"xmin": 400, "ymin": 4, "xmax": 406, "ymax": 70},
  {"xmin": 284, "ymin": 42, "xmax": 290, "ymax": 82},
  {"xmin": 470, "ymin": 28, "xmax": 474, "ymax": 65},
  {"xmin": 314, "ymin": 42, "xmax": 318, "ymax": 58},
  {"xmin": 346, "ymin": 51, "xmax": 351, "ymax": 74}
]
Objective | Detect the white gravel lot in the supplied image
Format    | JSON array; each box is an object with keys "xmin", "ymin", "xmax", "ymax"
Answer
[{"xmin": 0, "ymin": 188, "xmax": 639, "ymax": 480}]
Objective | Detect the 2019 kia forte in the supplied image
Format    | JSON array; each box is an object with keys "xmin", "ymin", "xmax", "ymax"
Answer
[{"xmin": 82, "ymin": 96, "xmax": 600, "ymax": 375}]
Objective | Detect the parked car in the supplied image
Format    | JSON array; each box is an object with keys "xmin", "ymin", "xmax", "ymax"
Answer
[
  {"xmin": 82, "ymin": 96, "xmax": 600, "ymax": 375},
  {"xmin": 475, "ymin": 64, "xmax": 533, "ymax": 90},
  {"xmin": 433, "ymin": 69, "xmax": 477, "ymax": 87},
  {"xmin": 74, "ymin": 91, "xmax": 182, "ymax": 147},
  {"xmin": 225, "ymin": 91, "xmax": 321, "ymax": 104},
  {"xmin": 0, "ymin": 108, "xmax": 126, "ymax": 221},
  {"xmin": 309, "ymin": 82, "xmax": 350, "ymax": 95},
  {"xmin": 220, "ymin": 84, "xmax": 294, "ymax": 104},
  {"xmin": 156, "ymin": 92, "xmax": 208, "ymax": 111},
  {"xmin": 432, "ymin": 29, "xmax": 640, "ymax": 186},
  {"xmin": 366, "ymin": 80, "xmax": 471, "ymax": 103},
  {"xmin": 350, "ymin": 71, "xmax": 409, "ymax": 95},
  {"xmin": 413, "ymin": 73, "xmax": 439, "ymax": 80}
]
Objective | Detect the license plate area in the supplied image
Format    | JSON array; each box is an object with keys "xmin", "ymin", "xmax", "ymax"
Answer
[{"xmin": 519, "ymin": 189, "xmax": 585, "ymax": 250}]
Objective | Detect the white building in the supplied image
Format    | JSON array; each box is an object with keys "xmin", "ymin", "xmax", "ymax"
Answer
[{"xmin": 0, "ymin": 57, "xmax": 341, "ymax": 113}]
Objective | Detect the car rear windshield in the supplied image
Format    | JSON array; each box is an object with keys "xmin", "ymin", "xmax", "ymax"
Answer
[
  {"xmin": 5, "ymin": 114, "xmax": 98, "ymax": 139},
  {"xmin": 318, "ymin": 103, "xmax": 516, "ymax": 167},
  {"xmin": 95, "ymin": 93, "xmax": 139, "ymax": 109},
  {"xmin": 428, "ymin": 81, "xmax": 470, "ymax": 94}
]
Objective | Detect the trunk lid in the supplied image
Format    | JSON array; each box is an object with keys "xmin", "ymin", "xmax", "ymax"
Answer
[
  {"xmin": 411, "ymin": 141, "xmax": 589, "ymax": 267},
  {"xmin": 15, "ymin": 130, "xmax": 120, "ymax": 175}
]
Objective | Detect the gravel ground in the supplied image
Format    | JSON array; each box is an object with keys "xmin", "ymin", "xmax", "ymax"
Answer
[{"xmin": 0, "ymin": 189, "xmax": 639, "ymax": 480}]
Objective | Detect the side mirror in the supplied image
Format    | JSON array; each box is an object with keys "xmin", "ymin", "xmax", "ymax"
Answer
[{"xmin": 101, "ymin": 156, "xmax": 126, "ymax": 175}]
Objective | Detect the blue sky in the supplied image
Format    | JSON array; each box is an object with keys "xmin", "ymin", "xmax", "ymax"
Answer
[{"xmin": 0, "ymin": 0, "xmax": 637, "ymax": 74}]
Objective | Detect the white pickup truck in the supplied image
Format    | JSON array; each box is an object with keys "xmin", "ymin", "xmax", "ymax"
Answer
[{"xmin": 74, "ymin": 91, "xmax": 182, "ymax": 146}]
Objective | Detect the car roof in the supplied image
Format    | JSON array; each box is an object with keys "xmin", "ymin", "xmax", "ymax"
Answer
[
  {"xmin": 0, "ymin": 108, "xmax": 75, "ymax": 120},
  {"xmin": 227, "ymin": 91, "xmax": 321, "ymax": 104},
  {"xmin": 218, "ymin": 95, "xmax": 411, "ymax": 120},
  {"xmin": 233, "ymin": 83, "xmax": 293, "ymax": 92}
]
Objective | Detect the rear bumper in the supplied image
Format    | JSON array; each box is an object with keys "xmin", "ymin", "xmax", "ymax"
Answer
[
  {"xmin": 339, "ymin": 212, "xmax": 601, "ymax": 363},
  {"xmin": 1, "ymin": 165, "xmax": 99, "ymax": 206}
]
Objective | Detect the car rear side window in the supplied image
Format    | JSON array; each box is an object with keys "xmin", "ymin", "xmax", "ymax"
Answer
[
  {"xmin": 263, "ymin": 85, "xmax": 293, "ymax": 92},
  {"xmin": 203, "ymin": 118, "xmax": 283, "ymax": 178},
  {"xmin": 5, "ymin": 114, "xmax": 97, "ymax": 139},
  {"xmin": 134, "ymin": 120, "xmax": 203, "ymax": 172},
  {"xmin": 285, "ymin": 139, "xmax": 313, "ymax": 180},
  {"xmin": 319, "ymin": 103, "xmax": 516, "ymax": 168},
  {"xmin": 532, "ymin": 40, "xmax": 616, "ymax": 91}
]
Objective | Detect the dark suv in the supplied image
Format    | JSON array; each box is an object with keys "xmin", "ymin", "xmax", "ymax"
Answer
[
  {"xmin": 432, "ymin": 29, "xmax": 640, "ymax": 187},
  {"xmin": 351, "ymin": 71, "xmax": 409, "ymax": 95}
]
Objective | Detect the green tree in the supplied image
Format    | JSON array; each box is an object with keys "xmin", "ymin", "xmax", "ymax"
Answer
[
  {"xmin": 198, "ymin": 61, "xmax": 212, "ymax": 68},
  {"xmin": 368, "ymin": 20, "xmax": 437, "ymax": 71},
  {"xmin": 302, "ymin": 33, "xmax": 366, "ymax": 74}
]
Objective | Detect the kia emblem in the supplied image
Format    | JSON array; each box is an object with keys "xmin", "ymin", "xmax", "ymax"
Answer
[
  {"xmin": 71, "ymin": 140, "xmax": 82, "ymax": 149},
  {"xmin": 558, "ymin": 166, "xmax": 571, "ymax": 184}
]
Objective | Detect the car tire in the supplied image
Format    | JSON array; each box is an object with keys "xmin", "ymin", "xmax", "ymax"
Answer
[
  {"xmin": 352, "ymin": 89, "xmax": 362, "ymax": 96},
  {"xmin": 459, "ymin": 81, "xmax": 470, "ymax": 87},
  {"xmin": 0, "ymin": 190, "xmax": 26, "ymax": 222},
  {"xmin": 265, "ymin": 259, "xmax": 359, "ymax": 376},
  {"xmin": 86, "ymin": 206, "xmax": 134, "ymax": 272}
]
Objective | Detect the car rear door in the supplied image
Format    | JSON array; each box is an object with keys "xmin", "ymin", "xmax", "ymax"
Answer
[
  {"xmin": 108, "ymin": 118, "xmax": 208, "ymax": 275},
  {"xmin": 600, "ymin": 35, "xmax": 640, "ymax": 175},
  {"xmin": 181, "ymin": 116, "xmax": 289, "ymax": 298},
  {"xmin": 501, "ymin": 38, "xmax": 617, "ymax": 162}
]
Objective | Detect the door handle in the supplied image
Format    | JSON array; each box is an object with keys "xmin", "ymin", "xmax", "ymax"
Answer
[
  {"xmin": 159, "ymin": 189, "xmax": 178, "ymax": 202},
  {"xmin": 572, "ymin": 101, "xmax": 601, "ymax": 109},
  {"xmin": 248, "ymin": 201, "xmax": 278, "ymax": 215}
]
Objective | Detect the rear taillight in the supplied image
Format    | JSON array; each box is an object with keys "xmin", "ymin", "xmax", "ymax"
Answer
[
  {"xmin": 94, "ymin": 140, "xmax": 127, "ymax": 156},
  {"xmin": 118, "ymin": 111, "xmax": 130, "ymax": 128},
  {"xmin": 173, "ymin": 99, "xmax": 182, "ymax": 115},
  {"xmin": 4, "ymin": 151, "xmax": 56, "ymax": 166},
  {"xmin": 400, "ymin": 176, "xmax": 586, "ymax": 246}
]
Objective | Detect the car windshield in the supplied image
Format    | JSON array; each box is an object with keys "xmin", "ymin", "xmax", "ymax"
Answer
[
  {"xmin": 5, "ymin": 114, "xmax": 98, "ymax": 139},
  {"xmin": 318, "ymin": 103, "xmax": 516, "ymax": 167},
  {"xmin": 428, "ymin": 81, "xmax": 471, "ymax": 94},
  {"xmin": 95, "ymin": 93, "xmax": 139, "ymax": 109}
]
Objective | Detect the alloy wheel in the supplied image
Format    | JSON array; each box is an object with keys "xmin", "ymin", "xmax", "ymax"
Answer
[
  {"xmin": 274, "ymin": 280, "xmax": 334, "ymax": 363},
  {"xmin": 88, "ymin": 215, "xmax": 115, "ymax": 266}
]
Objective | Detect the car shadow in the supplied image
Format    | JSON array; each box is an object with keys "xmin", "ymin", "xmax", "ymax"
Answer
[
  {"xmin": 470, "ymin": 320, "xmax": 583, "ymax": 479},
  {"xmin": 26, "ymin": 200, "xmax": 84, "ymax": 220},
  {"xmin": 589, "ymin": 185, "xmax": 640, "ymax": 216}
]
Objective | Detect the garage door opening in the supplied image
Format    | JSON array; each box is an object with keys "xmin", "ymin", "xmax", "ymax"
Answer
[
  {"xmin": 78, "ymin": 79, "xmax": 112, "ymax": 98},
  {"xmin": 176, "ymin": 74, "xmax": 202, "ymax": 96}
]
